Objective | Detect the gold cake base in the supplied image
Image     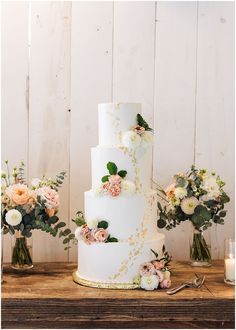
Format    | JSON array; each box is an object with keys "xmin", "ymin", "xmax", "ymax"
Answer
[{"xmin": 72, "ymin": 271, "xmax": 139, "ymax": 290}]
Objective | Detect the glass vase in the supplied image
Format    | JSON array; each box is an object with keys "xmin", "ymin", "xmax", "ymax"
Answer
[
  {"xmin": 190, "ymin": 225, "xmax": 212, "ymax": 267},
  {"xmin": 11, "ymin": 231, "xmax": 33, "ymax": 270}
]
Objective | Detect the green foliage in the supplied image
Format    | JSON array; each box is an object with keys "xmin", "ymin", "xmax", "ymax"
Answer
[
  {"xmin": 107, "ymin": 162, "xmax": 117, "ymax": 175},
  {"xmin": 97, "ymin": 220, "xmax": 109, "ymax": 229},
  {"xmin": 101, "ymin": 175, "xmax": 110, "ymax": 183},
  {"xmin": 72, "ymin": 211, "xmax": 86, "ymax": 227},
  {"xmin": 137, "ymin": 113, "xmax": 153, "ymax": 131},
  {"xmin": 106, "ymin": 236, "xmax": 118, "ymax": 243},
  {"xmin": 117, "ymin": 170, "xmax": 127, "ymax": 178},
  {"xmin": 101, "ymin": 162, "xmax": 128, "ymax": 182}
]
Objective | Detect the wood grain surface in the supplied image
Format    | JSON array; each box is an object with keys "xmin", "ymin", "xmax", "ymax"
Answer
[{"xmin": 1, "ymin": 260, "xmax": 234, "ymax": 329}]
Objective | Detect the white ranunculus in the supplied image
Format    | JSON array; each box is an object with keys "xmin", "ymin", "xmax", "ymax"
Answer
[
  {"xmin": 140, "ymin": 131, "xmax": 153, "ymax": 149},
  {"xmin": 181, "ymin": 197, "xmax": 199, "ymax": 215},
  {"xmin": 5, "ymin": 209, "xmax": 22, "ymax": 226},
  {"xmin": 75, "ymin": 227, "xmax": 82, "ymax": 240},
  {"xmin": 31, "ymin": 178, "xmax": 41, "ymax": 188},
  {"xmin": 86, "ymin": 218, "xmax": 99, "ymax": 230},
  {"xmin": 122, "ymin": 131, "xmax": 141, "ymax": 149},
  {"xmin": 121, "ymin": 180, "xmax": 136, "ymax": 195},
  {"xmin": 174, "ymin": 187, "xmax": 187, "ymax": 199},
  {"xmin": 200, "ymin": 176, "xmax": 220, "ymax": 199},
  {"xmin": 140, "ymin": 275, "xmax": 159, "ymax": 291}
]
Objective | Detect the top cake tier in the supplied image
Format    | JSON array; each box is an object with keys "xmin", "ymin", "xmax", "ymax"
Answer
[{"xmin": 98, "ymin": 103, "xmax": 141, "ymax": 147}]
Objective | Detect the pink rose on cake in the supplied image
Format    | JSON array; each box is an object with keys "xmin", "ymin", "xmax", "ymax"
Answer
[
  {"xmin": 92, "ymin": 228, "xmax": 109, "ymax": 242},
  {"xmin": 160, "ymin": 278, "xmax": 171, "ymax": 289},
  {"xmin": 152, "ymin": 260, "xmax": 165, "ymax": 271},
  {"xmin": 108, "ymin": 183, "xmax": 121, "ymax": 197},
  {"xmin": 108, "ymin": 175, "xmax": 122, "ymax": 185},
  {"xmin": 139, "ymin": 262, "xmax": 156, "ymax": 276}
]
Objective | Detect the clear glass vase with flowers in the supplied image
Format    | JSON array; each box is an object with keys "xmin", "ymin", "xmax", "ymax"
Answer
[
  {"xmin": 1, "ymin": 161, "xmax": 75, "ymax": 270},
  {"xmin": 155, "ymin": 165, "xmax": 230, "ymax": 266}
]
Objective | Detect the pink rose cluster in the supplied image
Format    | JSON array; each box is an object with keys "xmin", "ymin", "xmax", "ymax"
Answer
[
  {"xmin": 139, "ymin": 260, "xmax": 171, "ymax": 289},
  {"xmin": 80, "ymin": 224, "xmax": 109, "ymax": 245},
  {"xmin": 102, "ymin": 175, "xmax": 122, "ymax": 197},
  {"xmin": 36, "ymin": 186, "xmax": 60, "ymax": 217}
]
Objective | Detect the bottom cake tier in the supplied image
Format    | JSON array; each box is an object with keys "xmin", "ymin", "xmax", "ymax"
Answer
[{"xmin": 74, "ymin": 233, "xmax": 165, "ymax": 289}]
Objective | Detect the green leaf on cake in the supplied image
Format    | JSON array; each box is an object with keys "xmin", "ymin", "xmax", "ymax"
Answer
[
  {"xmin": 107, "ymin": 162, "xmax": 117, "ymax": 175},
  {"xmin": 101, "ymin": 175, "xmax": 110, "ymax": 183},
  {"xmin": 107, "ymin": 237, "xmax": 118, "ymax": 243},
  {"xmin": 137, "ymin": 113, "xmax": 153, "ymax": 131},
  {"xmin": 151, "ymin": 248, "xmax": 159, "ymax": 259},
  {"xmin": 97, "ymin": 220, "xmax": 109, "ymax": 229},
  {"xmin": 118, "ymin": 170, "xmax": 127, "ymax": 178}
]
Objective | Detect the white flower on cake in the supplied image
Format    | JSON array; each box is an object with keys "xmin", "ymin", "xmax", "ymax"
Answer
[
  {"xmin": 120, "ymin": 180, "xmax": 136, "ymax": 195},
  {"xmin": 140, "ymin": 275, "xmax": 159, "ymax": 291},
  {"xmin": 86, "ymin": 218, "xmax": 99, "ymax": 229},
  {"xmin": 174, "ymin": 187, "xmax": 187, "ymax": 199},
  {"xmin": 180, "ymin": 196, "xmax": 199, "ymax": 215},
  {"xmin": 140, "ymin": 131, "xmax": 153, "ymax": 149},
  {"xmin": 122, "ymin": 130, "xmax": 141, "ymax": 149},
  {"xmin": 5, "ymin": 209, "xmax": 22, "ymax": 226}
]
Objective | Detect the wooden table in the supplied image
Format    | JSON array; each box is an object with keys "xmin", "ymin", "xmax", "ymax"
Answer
[{"xmin": 1, "ymin": 261, "xmax": 235, "ymax": 329}]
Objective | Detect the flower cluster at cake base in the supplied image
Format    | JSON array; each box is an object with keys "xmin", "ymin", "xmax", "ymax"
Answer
[
  {"xmin": 97, "ymin": 162, "xmax": 136, "ymax": 197},
  {"xmin": 133, "ymin": 245, "xmax": 172, "ymax": 291},
  {"xmin": 122, "ymin": 113, "xmax": 153, "ymax": 150},
  {"xmin": 74, "ymin": 211, "xmax": 118, "ymax": 244}
]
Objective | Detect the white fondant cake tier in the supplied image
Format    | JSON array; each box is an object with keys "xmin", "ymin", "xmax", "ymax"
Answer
[
  {"xmin": 91, "ymin": 146, "xmax": 152, "ymax": 192},
  {"xmin": 84, "ymin": 190, "xmax": 157, "ymax": 240},
  {"xmin": 98, "ymin": 103, "xmax": 141, "ymax": 147},
  {"xmin": 76, "ymin": 234, "xmax": 165, "ymax": 284}
]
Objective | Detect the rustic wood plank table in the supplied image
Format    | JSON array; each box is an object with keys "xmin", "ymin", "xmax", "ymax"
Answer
[{"xmin": 1, "ymin": 261, "xmax": 235, "ymax": 329}]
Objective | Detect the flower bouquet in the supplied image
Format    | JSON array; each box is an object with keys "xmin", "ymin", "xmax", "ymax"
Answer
[
  {"xmin": 155, "ymin": 166, "xmax": 230, "ymax": 266},
  {"xmin": 1, "ymin": 161, "xmax": 74, "ymax": 269}
]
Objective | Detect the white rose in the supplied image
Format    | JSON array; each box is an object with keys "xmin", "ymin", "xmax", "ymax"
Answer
[
  {"xmin": 31, "ymin": 178, "xmax": 41, "ymax": 188},
  {"xmin": 86, "ymin": 218, "xmax": 99, "ymax": 230},
  {"xmin": 122, "ymin": 131, "xmax": 141, "ymax": 149},
  {"xmin": 174, "ymin": 187, "xmax": 187, "ymax": 199},
  {"xmin": 140, "ymin": 275, "xmax": 159, "ymax": 291},
  {"xmin": 181, "ymin": 197, "xmax": 199, "ymax": 215},
  {"xmin": 75, "ymin": 227, "xmax": 82, "ymax": 239},
  {"xmin": 121, "ymin": 180, "xmax": 136, "ymax": 195},
  {"xmin": 140, "ymin": 131, "xmax": 153, "ymax": 149},
  {"xmin": 170, "ymin": 197, "xmax": 180, "ymax": 206},
  {"xmin": 5, "ymin": 209, "xmax": 22, "ymax": 226},
  {"xmin": 201, "ymin": 176, "xmax": 220, "ymax": 199}
]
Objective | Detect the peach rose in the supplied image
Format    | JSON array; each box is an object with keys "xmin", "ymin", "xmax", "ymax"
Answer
[
  {"xmin": 46, "ymin": 208, "xmax": 56, "ymax": 217},
  {"xmin": 160, "ymin": 278, "xmax": 171, "ymax": 289},
  {"xmin": 152, "ymin": 260, "xmax": 165, "ymax": 270},
  {"xmin": 108, "ymin": 183, "xmax": 121, "ymax": 197},
  {"xmin": 5, "ymin": 184, "xmax": 30, "ymax": 205},
  {"xmin": 139, "ymin": 262, "xmax": 156, "ymax": 276},
  {"xmin": 165, "ymin": 184, "xmax": 175, "ymax": 200},
  {"xmin": 108, "ymin": 175, "xmax": 122, "ymax": 185},
  {"xmin": 82, "ymin": 231, "xmax": 95, "ymax": 245},
  {"xmin": 36, "ymin": 187, "xmax": 59, "ymax": 209},
  {"xmin": 92, "ymin": 228, "xmax": 109, "ymax": 242},
  {"xmin": 155, "ymin": 269, "xmax": 164, "ymax": 282}
]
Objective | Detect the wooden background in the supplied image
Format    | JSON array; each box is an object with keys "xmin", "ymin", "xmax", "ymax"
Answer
[{"xmin": 2, "ymin": 1, "xmax": 235, "ymax": 262}]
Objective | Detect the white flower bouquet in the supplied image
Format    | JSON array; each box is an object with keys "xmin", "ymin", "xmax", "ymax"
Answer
[
  {"xmin": 155, "ymin": 165, "xmax": 230, "ymax": 265},
  {"xmin": 1, "ymin": 161, "xmax": 74, "ymax": 269}
]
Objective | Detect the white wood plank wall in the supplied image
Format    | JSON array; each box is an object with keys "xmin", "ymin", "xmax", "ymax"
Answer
[{"xmin": 2, "ymin": 1, "xmax": 234, "ymax": 262}]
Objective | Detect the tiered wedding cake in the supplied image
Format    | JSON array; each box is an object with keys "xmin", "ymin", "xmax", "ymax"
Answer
[{"xmin": 74, "ymin": 103, "xmax": 165, "ymax": 289}]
